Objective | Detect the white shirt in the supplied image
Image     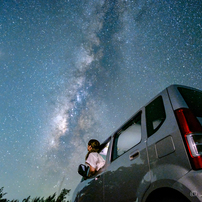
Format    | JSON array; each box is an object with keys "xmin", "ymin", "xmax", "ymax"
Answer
[{"xmin": 86, "ymin": 152, "xmax": 105, "ymax": 171}]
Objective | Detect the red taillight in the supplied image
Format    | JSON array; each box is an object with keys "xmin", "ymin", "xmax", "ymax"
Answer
[{"xmin": 175, "ymin": 108, "xmax": 202, "ymax": 170}]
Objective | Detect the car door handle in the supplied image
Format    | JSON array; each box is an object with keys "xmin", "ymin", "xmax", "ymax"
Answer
[{"xmin": 129, "ymin": 150, "xmax": 139, "ymax": 160}]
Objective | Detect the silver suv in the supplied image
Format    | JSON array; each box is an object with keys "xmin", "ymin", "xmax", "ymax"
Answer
[{"xmin": 72, "ymin": 85, "xmax": 202, "ymax": 202}]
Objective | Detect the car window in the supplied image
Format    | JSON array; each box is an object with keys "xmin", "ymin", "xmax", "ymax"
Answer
[
  {"xmin": 198, "ymin": 117, "xmax": 202, "ymax": 125},
  {"xmin": 99, "ymin": 141, "xmax": 110, "ymax": 161},
  {"xmin": 178, "ymin": 87, "xmax": 202, "ymax": 126},
  {"xmin": 112, "ymin": 112, "xmax": 142, "ymax": 161},
  {"xmin": 146, "ymin": 96, "xmax": 166, "ymax": 137}
]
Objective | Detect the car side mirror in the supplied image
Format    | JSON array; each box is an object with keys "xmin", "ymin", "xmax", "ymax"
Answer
[{"xmin": 78, "ymin": 164, "xmax": 89, "ymax": 178}]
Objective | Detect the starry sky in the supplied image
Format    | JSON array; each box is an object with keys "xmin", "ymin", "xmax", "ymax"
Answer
[{"xmin": 0, "ymin": 0, "xmax": 202, "ymax": 200}]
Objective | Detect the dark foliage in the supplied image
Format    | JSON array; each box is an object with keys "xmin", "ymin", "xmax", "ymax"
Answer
[{"xmin": 0, "ymin": 187, "xmax": 71, "ymax": 202}]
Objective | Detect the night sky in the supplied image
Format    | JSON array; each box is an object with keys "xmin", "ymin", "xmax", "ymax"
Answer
[{"xmin": 0, "ymin": 0, "xmax": 202, "ymax": 200}]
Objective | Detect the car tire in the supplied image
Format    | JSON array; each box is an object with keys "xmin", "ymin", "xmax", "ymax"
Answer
[{"xmin": 153, "ymin": 195, "xmax": 190, "ymax": 202}]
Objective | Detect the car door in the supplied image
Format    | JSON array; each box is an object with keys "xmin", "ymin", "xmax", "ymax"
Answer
[
  {"xmin": 73, "ymin": 140, "xmax": 110, "ymax": 202},
  {"xmin": 103, "ymin": 111, "xmax": 151, "ymax": 202}
]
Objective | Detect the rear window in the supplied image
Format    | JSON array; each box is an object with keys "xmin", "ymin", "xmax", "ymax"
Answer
[
  {"xmin": 146, "ymin": 96, "xmax": 166, "ymax": 137},
  {"xmin": 178, "ymin": 87, "xmax": 202, "ymax": 125}
]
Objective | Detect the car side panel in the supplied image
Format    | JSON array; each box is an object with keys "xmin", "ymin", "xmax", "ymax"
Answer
[
  {"xmin": 72, "ymin": 174, "xmax": 104, "ymax": 202},
  {"xmin": 146, "ymin": 90, "xmax": 191, "ymax": 190},
  {"xmin": 103, "ymin": 141, "xmax": 150, "ymax": 202}
]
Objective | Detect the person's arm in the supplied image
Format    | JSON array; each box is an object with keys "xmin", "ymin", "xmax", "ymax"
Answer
[{"xmin": 86, "ymin": 163, "xmax": 96, "ymax": 176}]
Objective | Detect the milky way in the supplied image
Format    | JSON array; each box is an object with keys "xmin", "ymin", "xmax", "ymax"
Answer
[{"xmin": 0, "ymin": 0, "xmax": 202, "ymax": 200}]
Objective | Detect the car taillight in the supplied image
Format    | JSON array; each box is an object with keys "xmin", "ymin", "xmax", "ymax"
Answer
[{"xmin": 175, "ymin": 108, "xmax": 202, "ymax": 170}]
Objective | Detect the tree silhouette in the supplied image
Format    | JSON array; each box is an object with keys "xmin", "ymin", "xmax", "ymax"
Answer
[
  {"xmin": 22, "ymin": 196, "xmax": 31, "ymax": 202},
  {"xmin": 0, "ymin": 187, "xmax": 7, "ymax": 202},
  {"xmin": 56, "ymin": 189, "xmax": 70, "ymax": 202},
  {"xmin": 0, "ymin": 187, "xmax": 71, "ymax": 202}
]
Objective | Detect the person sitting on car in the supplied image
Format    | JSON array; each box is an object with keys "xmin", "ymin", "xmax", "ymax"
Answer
[{"xmin": 85, "ymin": 139, "xmax": 105, "ymax": 177}]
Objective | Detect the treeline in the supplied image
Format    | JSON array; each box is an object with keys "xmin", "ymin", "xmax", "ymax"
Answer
[{"xmin": 0, "ymin": 187, "xmax": 71, "ymax": 202}]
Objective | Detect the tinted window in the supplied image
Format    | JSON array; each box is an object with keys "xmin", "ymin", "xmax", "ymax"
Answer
[
  {"xmin": 112, "ymin": 112, "xmax": 142, "ymax": 161},
  {"xmin": 146, "ymin": 96, "xmax": 166, "ymax": 137},
  {"xmin": 178, "ymin": 87, "xmax": 202, "ymax": 125}
]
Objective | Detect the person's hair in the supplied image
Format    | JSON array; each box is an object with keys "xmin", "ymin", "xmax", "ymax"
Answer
[{"xmin": 85, "ymin": 139, "xmax": 100, "ymax": 160}]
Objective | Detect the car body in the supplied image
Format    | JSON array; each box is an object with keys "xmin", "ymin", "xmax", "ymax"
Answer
[{"xmin": 72, "ymin": 84, "xmax": 202, "ymax": 202}]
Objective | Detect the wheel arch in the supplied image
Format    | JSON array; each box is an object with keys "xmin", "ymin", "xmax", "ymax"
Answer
[{"xmin": 145, "ymin": 187, "xmax": 190, "ymax": 202}]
